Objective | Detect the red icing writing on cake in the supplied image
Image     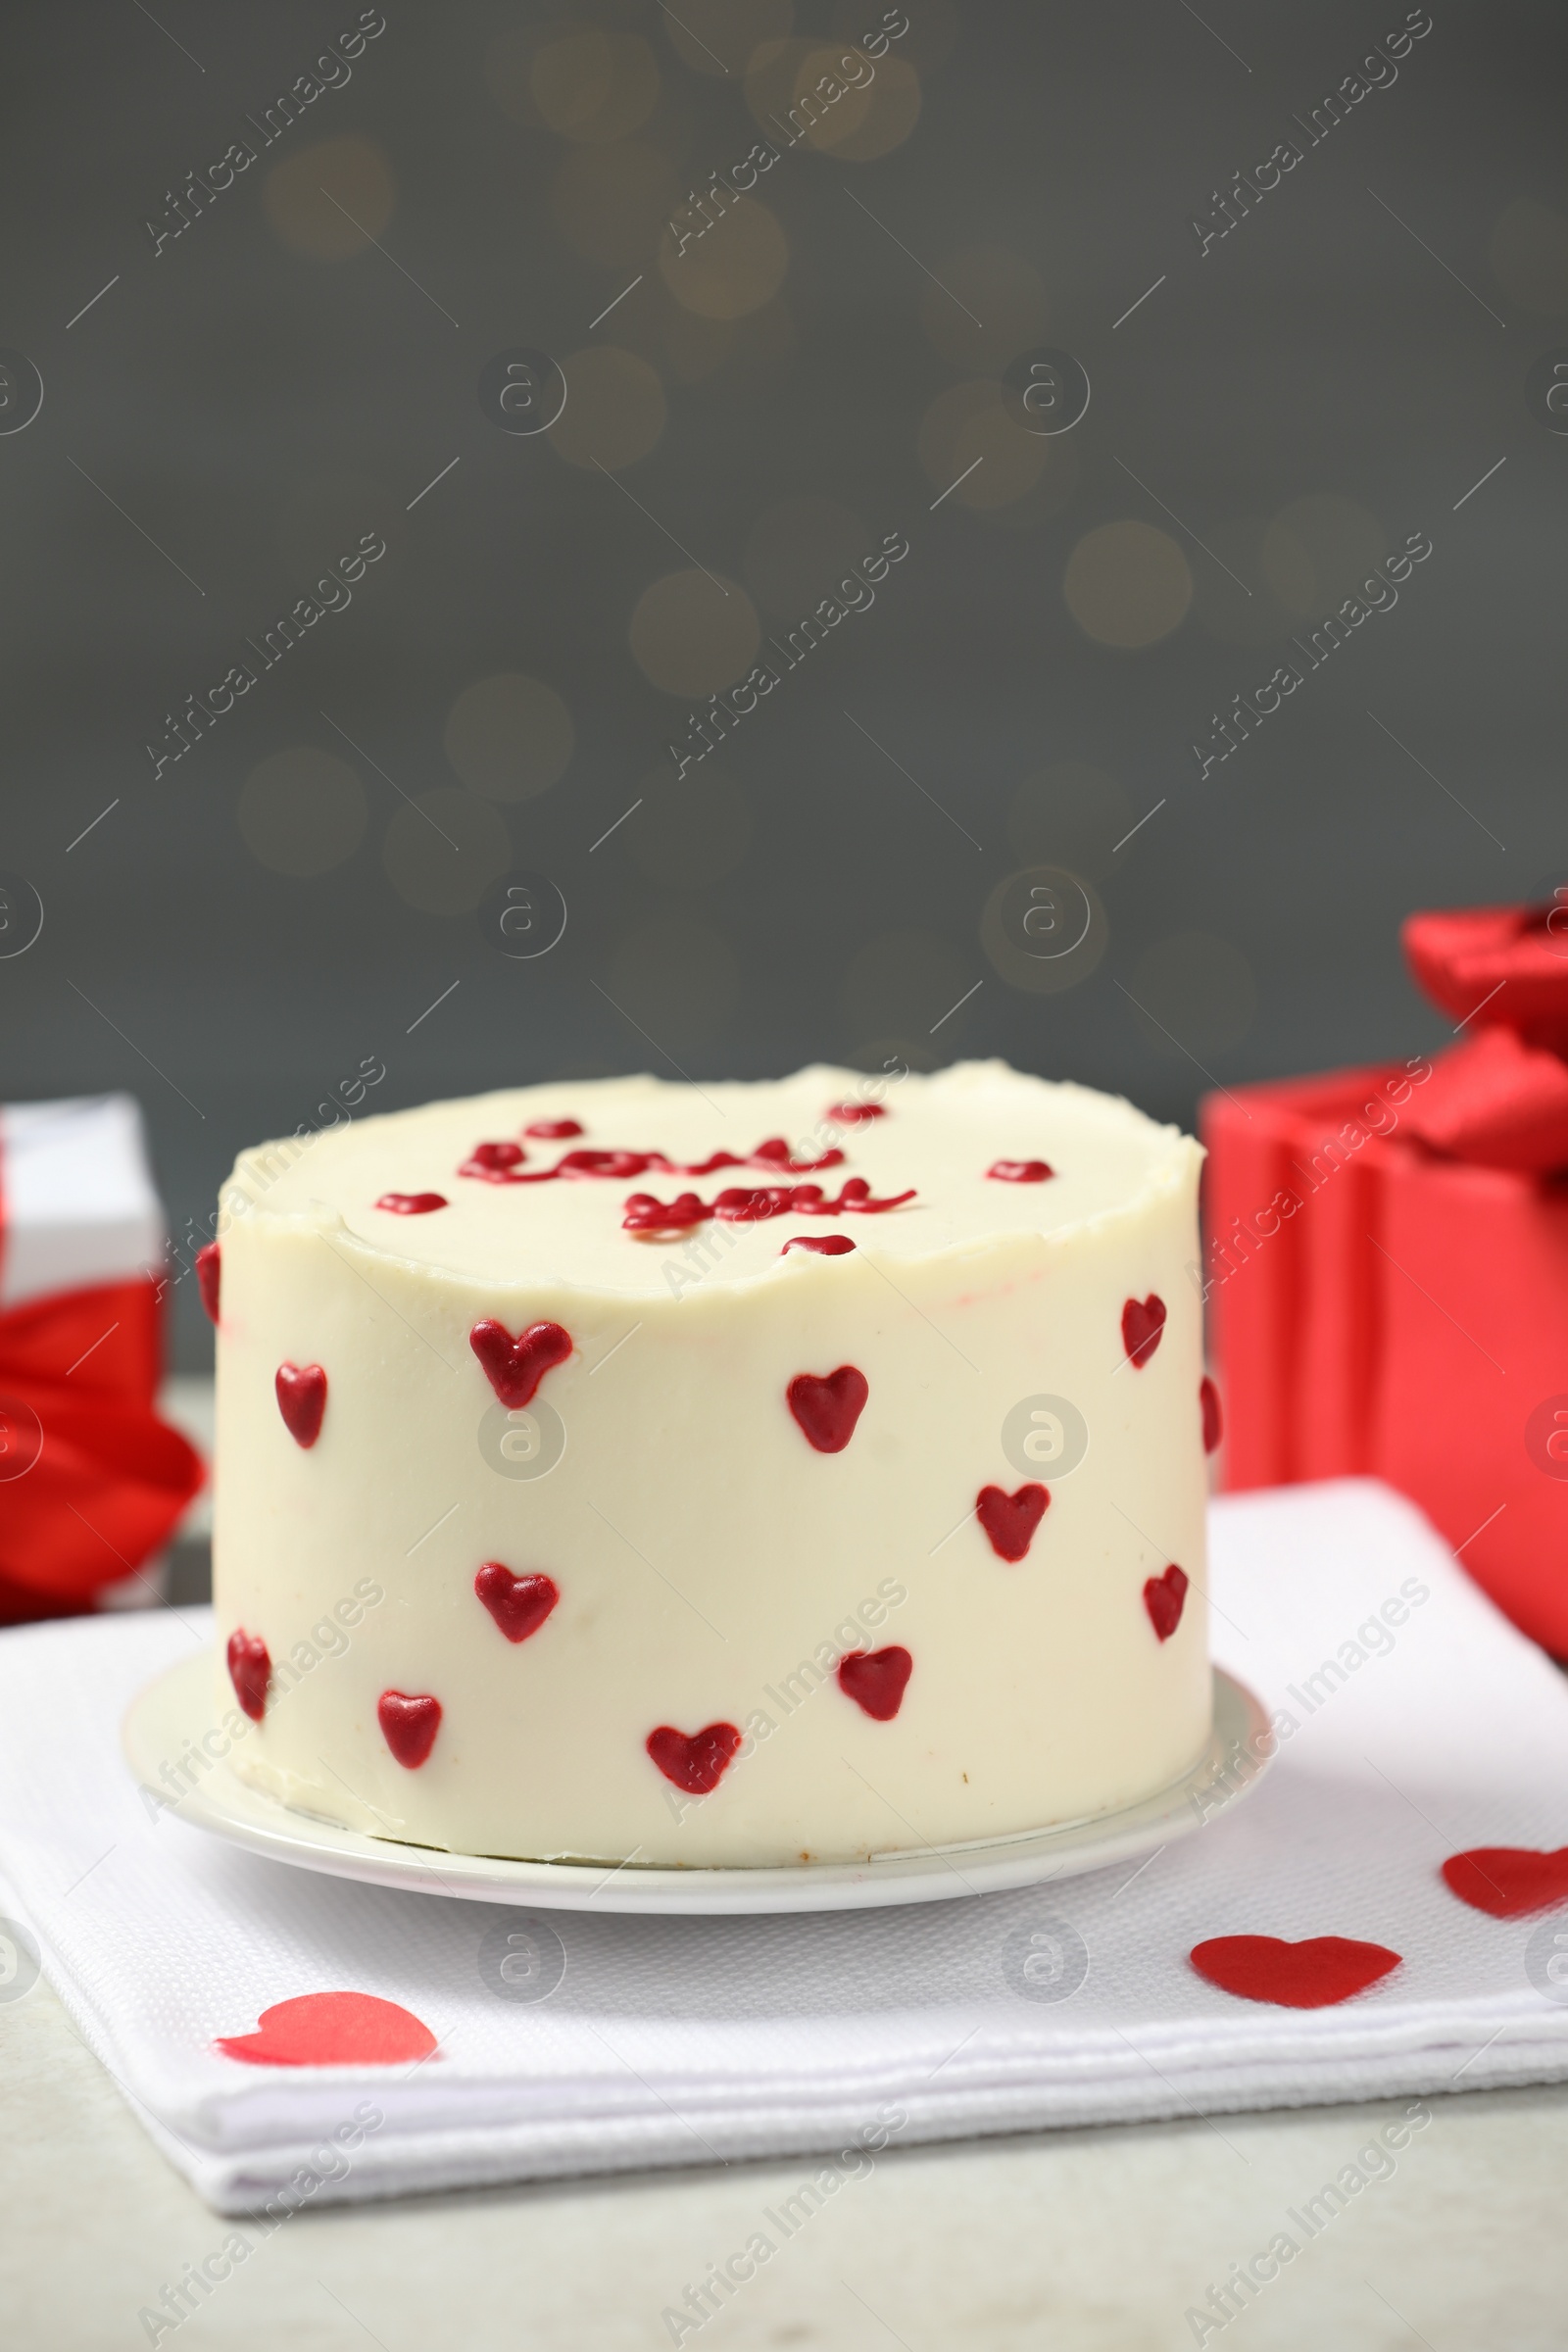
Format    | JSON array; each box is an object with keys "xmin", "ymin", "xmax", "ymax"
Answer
[
  {"xmin": 827, "ymin": 1100, "xmax": 885, "ymax": 1125},
  {"xmin": 623, "ymin": 1177, "xmax": 914, "ymax": 1234},
  {"xmin": 376, "ymin": 1192, "xmax": 448, "ymax": 1214},
  {"xmin": 787, "ymin": 1366, "xmax": 868, "ymax": 1453},
  {"xmin": 474, "ymin": 1563, "xmax": 560, "ymax": 1643},
  {"xmin": 275, "ymin": 1362, "xmax": 327, "ymax": 1448},
  {"xmin": 469, "ymin": 1319, "xmax": 572, "ymax": 1407},
  {"xmin": 525, "ymin": 1119, "xmax": 583, "ymax": 1139},
  {"xmin": 460, "ymin": 1137, "xmax": 847, "ymax": 1187},
  {"xmin": 646, "ymin": 1721, "xmax": 742, "ymax": 1794},
  {"xmin": 988, "ymin": 1159, "xmax": 1054, "ymax": 1183},
  {"xmin": 377, "ymin": 1690, "xmax": 442, "ymax": 1769},
  {"xmin": 782, "ymin": 1234, "xmax": 856, "ymax": 1256},
  {"xmin": 226, "ymin": 1629, "xmax": 270, "ymax": 1721},
  {"xmin": 1143, "ymin": 1564, "xmax": 1188, "ymax": 1641},
  {"xmin": 976, "ymin": 1483, "xmax": 1049, "ymax": 1562}
]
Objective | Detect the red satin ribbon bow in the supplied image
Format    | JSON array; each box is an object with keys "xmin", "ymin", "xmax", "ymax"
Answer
[
  {"xmin": 0, "ymin": 1279, "xmax": 205, "ymax": 1623},
  {"xmin": 1398, "ymin": 904, "xmax": 1568, "ymax": 1173}
]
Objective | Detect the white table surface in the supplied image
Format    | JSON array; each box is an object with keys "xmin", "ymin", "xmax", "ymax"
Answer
[{"xmin": 5, "ymin": 1968, "xmax": 1567, "ymax": 2351}]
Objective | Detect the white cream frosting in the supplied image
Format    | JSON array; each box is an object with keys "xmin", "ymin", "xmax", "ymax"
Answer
[{"xmin": 210, "ymin": 1060, "xmax": 1211, "ymax": 1866}]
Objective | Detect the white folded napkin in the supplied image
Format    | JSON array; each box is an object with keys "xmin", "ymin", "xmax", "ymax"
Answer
[{"xmin": 1, "ymin": 1478, "xmax": 1566, "ymax": 2217}]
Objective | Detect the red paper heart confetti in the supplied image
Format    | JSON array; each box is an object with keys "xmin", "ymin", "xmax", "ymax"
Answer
[
  {"xmin": 787, "ymin": 1366, "xmax": 869, "ymax": 1453},
  {"xmin": 1200, "ymin": 1375, "xmax": 1223, "ymax": 1454},
  {"xmin": 1190, "ymin": 1935, "xmax": 1401, "ymax": 2009},
  {"xmin": 469, "ymin": 1318, "xmax": 572, "ymax": 1408},
  {"xmin": 1441, "ymin": 1845, "xmax": 1568, "ymax": 1918},
  {"xmin": 647, "ymin": 1722, "xmax": 743, "ymax": 1794},
  {"xmin": 976, "ymin": 1482, "xmax": 1049, "ymax": 1563},
  {"xmin": 837, "ymin": 1646, "xmax": 912, "ymax": 1721},
  {"xmin": 988, "ymin": 1159, "xmax": 1054, "ymax": 1183},
  {"xmin": 274, "ymin": 1362, "xmax": 327, "ymax": 1448},
  {"xmin": 474, "ymin": 1563, "xmax": 560, "ymax": 1645},
  {"xmin": 1122, "ymin": 1294, "xmax": 1167, "ymax": 1367},
  {"xmin": 1144, "ymin": 1564, "xmax": 1189, "ymax": 1642},
  {"xmin": 225, "ymin": 1629, "xmax": 270, "ymax": 1722},
  {"xmin": 216, "ymin": 1991, "xmax": 437, "ymax": 2068},
  {"xmin": 195, "ymin": 1243, "xmax": 220, "ymax": 1324},
  {"xmin": 782, "ymin": 1235, "xmax": 857, "ymax": 1256},
  {"xmin": 376, "ymin": 1192, "xmax": 448, "ymax": 1215},
  {"xmin": 377, "ymin": 1690, "xmax": 442, "ymax": 1769}
]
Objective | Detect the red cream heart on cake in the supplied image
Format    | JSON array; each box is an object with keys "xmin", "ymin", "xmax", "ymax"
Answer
[
  {"xmin": 376, "ymin": 1192, "xmax": 448, "ymax": 1214},
  {"xmin": 275, "ymin": 1362, "xmax": 327, "ymax": 1448},
  {"xmin": 837, "ymin": 1646, "xmax": 912, "ymax": 1721},
  {"xmin": 976, "ymin": 1482, "xmax": 1049, "ymax": 1563},
  {"xmin": 1144, "ymin": 1564, "xmax": 1189, "ymax": 1641},
  {"xmin": 195, "ymin": 1243, "xmax": 220, "ymax": 1323},
  {"xmin": 469, "ymin": 1318, "xmax": 572, "ymax": 1407},
  {"xmin": 647, "ymin": 1722, "xmax": 743, "ymax": 1794},
  {"xmin": 216, "ymin": 1991, "xmax": 437, "ymax": 2067},
  {"xmin": 1190, "ymin": 1935, "xmax": 1401, "ymax": 2009},
  {"xmin": 787, "ymin": 1366, "xmax": 869, "ymax": 1453},
  {"xmin": 377, "ymin": 1690, "xmax": 442, "ymax": 1769},
  {"xmin": 226, "ymin": 1629, "xmax": 270, "ymax": 1722},
  {"xmin": 827, "ymin": 1100, "xmax": 885, "ymax": 1124},
  {"xmin": 1122, "ymin": 1295, "xmax": 1166, "ymax": 1367},
  {"xmin": 526, "ymin": 1119, "xmax": 583, "ymax": 1139},
  {"xmin": 1441, "ymin": 1846, "xmax": 1568, "ymax": 1917},
  {"xmin": 474, "ymin": 1564, "xmax": 560, "ymax": 1644},
  {"xmin": 782, "ymin": 1235, "xmax": 856, "ymax": 1256},
  {"xmin": 1200, "ymin": 1374, "xmax": 1223, "ymax": 1453},
  {"xmin": 988, "ymin": 1159, "xmax": 1054, "ymax": 1183}
]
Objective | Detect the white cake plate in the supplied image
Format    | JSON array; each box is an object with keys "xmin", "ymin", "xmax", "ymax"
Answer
[{"xmin": 122, "ymin": 1654, "xmax": 1270, "ymax": 1916}]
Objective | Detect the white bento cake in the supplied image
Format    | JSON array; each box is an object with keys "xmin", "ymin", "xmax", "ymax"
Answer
[{"xmin": 204, "ymin": 1061, "xmax": 1214, "ymax": 1867}]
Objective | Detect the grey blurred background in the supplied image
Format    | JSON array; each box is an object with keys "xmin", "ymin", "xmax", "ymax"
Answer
[{"xmin": 2, "ymin": 0, "xmax": 1565, "ymax": 1373}]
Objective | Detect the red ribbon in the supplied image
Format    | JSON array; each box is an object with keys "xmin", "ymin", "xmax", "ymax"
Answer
[
  {"xmin": 0, "ymin": 1278, "xmax": 205, "ymax": 1623},
  {"xmin": 1399, "ymin": 905, "xmax": 1568, "ymax": 1172}
]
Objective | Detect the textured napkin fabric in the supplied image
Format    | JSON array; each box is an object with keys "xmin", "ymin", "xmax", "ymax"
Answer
[{"xmin": 2, "ymin": 1479, "xmax": 1567, "ymax": 2214}]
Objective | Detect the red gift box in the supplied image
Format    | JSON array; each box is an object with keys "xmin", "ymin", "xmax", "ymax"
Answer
[
  {"xmin": 1200, "ymin": 902, "xmax": 1568, "ymax": 1656},
  {"xmin": 0, "ymin": 1096, "xmax": 204, "ymax": 1623}
]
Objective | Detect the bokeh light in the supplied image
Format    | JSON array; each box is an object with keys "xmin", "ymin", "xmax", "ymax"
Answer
[
  {"xmin": 382, "ymin": 790, "xmax": 512, "ymax": 914},
  {"xmin": 743, "ymin": 496, "xmax": 871, "ymax": 617},
  {"xmin": 842, "ymin": 929, "xmax": 975, "ymax": 1045},
  {"xmin": 625, "ymin": 762, "xmax": 754, "ymax": 889},
  {"xmin": 917, "ymin": 380, "xmax": 1052, "ymax": 510},
  {"xmin": 1063, "ymin": 522, "xmax": 1193, "ymax": 648},
  {"xmin": 443, "ymin": 674, "xmax": 574, "ymax": 804},
  {"xmin": 530, "ymin": 28, "xmax": 660, "ymax": 143},
  {"xmin": 919, "ymin": 247, "xmax": 1048, "ymax": 372},
  {"xmin": 658, "ymin": 196, "xmax": 789, "ymax": 318},
  {"xmin": 235, "ymin": 747, "xmax": 367, "ymax": 877},
  {"xmin": 1124, "ymin": 931, "xmax": 1259, "ymax": 1057},
  {"xmin": 629, "ymin": 570, "xmax": 761, "ymax": 696},
  {"xmin": 1489, "ymin": 198, "xmax": 1568, "ymax": 316},
  {"xmin": 547, "ymin": 345, "xmax": 666, "ymax": 470},
  {"xmin": 604, "ymin": 915, "xmax": 741, "ymax": 1050},
  {"xmin": 1007, "ymin": 764, "xmax": 1133, "ymax": 881},
  {"xmin": 264, "ymin": 136, "xmax": 394, "ymax": 261},
  {"xmin": 1259, "ymin": 494, "xmax": 1387, "ymax": 617},
  {"xmin": 791, "ymin": 47, "xmax": 921, "ymax": 161},
  {"xmin": 550, "ymin": 142, "xmax": 680, "ymax": 269},
  {"xmin": 661, "ymin": 0, "xmax": 794, "ymax": 78}
]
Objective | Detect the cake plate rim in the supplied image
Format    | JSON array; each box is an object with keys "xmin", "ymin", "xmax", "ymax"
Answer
[{"xmin": 122, "ymin": 1656, "xmax": 1270, "ymax": 1914}]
